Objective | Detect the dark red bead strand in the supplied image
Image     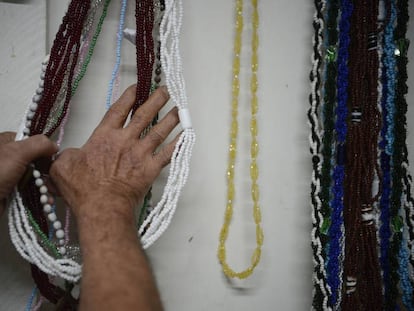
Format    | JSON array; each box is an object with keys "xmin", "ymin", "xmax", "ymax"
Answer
[{"xmin": 133, "ymin": 0, "xmax": 155, "ymax": 115}]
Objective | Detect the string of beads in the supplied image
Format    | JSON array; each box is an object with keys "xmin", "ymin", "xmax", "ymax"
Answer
[{"xmin": 217, "ymin": 0, "xmax": 264, "ymax": 279}]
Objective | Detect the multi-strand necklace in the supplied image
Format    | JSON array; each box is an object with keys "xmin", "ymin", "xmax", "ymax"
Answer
[
  {"xmin": 309, "ymin": 0, "xmax": 414, "ymax": 309},
  {"xmin": 10, "ymin": 0, "xmax": 194, "ymax": 308},
  {"xmin": 217, "ymin": 0, "xmax": 263, "ymax": 279}
]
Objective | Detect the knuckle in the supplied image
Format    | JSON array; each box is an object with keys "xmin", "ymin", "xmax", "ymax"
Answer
[
  {"xmin": 158, "ymin": 147, "xmax": 172, "ymax": 167},
  {"xmin": 107, "ymin": 106, "xmax": 124, "ymax": 120},
  {"xmin": 148, "ymin": 129, "xmax": 164, "ymax": 145}
]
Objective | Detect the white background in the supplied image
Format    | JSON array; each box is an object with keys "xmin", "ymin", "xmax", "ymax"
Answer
[{"xmin": 1, "ymin": 1, "xmax": 414, "ymax": 310}]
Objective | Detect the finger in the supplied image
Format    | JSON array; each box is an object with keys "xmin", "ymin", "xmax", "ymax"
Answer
[
  {"xmin": 15, "ymin": 135, "xmax": 58, "ymax": 164},
  {"xmin": 0, "ymin": 131, "xmax": 16, "ymax": 145},
  {"xmin": 142, "ymin": 107, "xmax": 179, "ymax": 151},
  {"xmin": 100, "ymin": 85, "xmax": 137, "ymax": 128},
  {"xmin": 125, "ymin": 86, "xmax": 170, "ymax": 137},
  {"xmin": 152, "ymin": 133, "xmax": 181, "ymax": 169}
]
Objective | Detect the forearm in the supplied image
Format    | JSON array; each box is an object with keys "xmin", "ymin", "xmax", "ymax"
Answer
[{"xmin": 77, "ymin": 199, "xmax": 163, "ymax": 311}]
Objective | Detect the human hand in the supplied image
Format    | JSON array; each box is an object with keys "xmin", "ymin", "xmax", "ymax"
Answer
[
  {"xmin": 50, "ymin": 85, "xmax": 179, "ymax": 218},
  {"xmin": 0, "ymin": 132, "xmax": 58, "ymax": 216}
]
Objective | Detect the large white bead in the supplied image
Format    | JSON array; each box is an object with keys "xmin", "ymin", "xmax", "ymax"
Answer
[
  {"xmin": 43, "ymin": 204, "xmax": 52, "ymax": 213},
  {"xmin": 29, "ymin": 103, "xmax": 38, "ymax": 112},
  {"xmin": 26, "ymin": 111, "xmax": 35, "ymax": 120},
  {"xmin": 35, "ymin": 178, "xmax": 44, "ymax": 187},
  {"xmin": 39, "ymin": 185, "xmax": 48, "ymax": 194},
  {"xmin": 59, "ymin": 247, "xmax": 66, "ymax": 255},
  {"xmin": 40, "ymin": 194, "xmax": 48, "ymax": 204},
  {"xmin": 48, "ymin": 212, "xmax": 57, "ymax": 222},
  {"xmin": 56, "ymin": 229, "xmax": 65, "ymax": 239},
  {"xmin": 32, "ymin": 95, "xmax": 42, "ymax": 103},
  {"xmin": 32, "ymin": 170, "xmax": 41, "ymax": 178},
  {"xmin": 53, "ymin": 221, "xmax": 62, "ymax": 230}
]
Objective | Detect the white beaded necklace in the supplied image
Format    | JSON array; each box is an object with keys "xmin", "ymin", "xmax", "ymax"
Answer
[{"xmin": 8, "ymin": 0, "xmax": 194, "ymax": 281}]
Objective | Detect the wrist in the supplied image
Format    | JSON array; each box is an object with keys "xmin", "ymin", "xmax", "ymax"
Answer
[
  {"xmin": 77, "ymin": 197, "xmax": 140, "ymax": 251},
  {"xmin": 77, "ymin": 195, "xmax": 136, "ymax": 224}
]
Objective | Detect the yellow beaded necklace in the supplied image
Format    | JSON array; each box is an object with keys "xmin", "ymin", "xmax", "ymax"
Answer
[{"xmin": 217, "ymin": 0, "xmax": 263, "ymax": 279}]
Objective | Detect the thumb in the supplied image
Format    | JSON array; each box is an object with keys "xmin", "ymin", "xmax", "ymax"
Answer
[{"xmin": 15, "ymin": 135, "xmax": 59, "ymax": 164}]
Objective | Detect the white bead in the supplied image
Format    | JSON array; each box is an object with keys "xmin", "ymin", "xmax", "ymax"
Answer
[
  {"xmin": 36, "ymin": 88, "xmax": 44, "ymax": 95},
  {"xmin": 59, "ymin": 247, "xmax": 66, "ymax": 255},
  {"xmin": 25, "ymin": 121, "xmax": 32, "ymax": 128},
  {"xmin": 53, "ymin": 221, "xmax": 62, "ymax": 230},
  {"xmin": 23, "ymin": 128, "xmax": 30, "ymax": 135},
  {"xmin": 29, "ymin": 103, "xmax": 38, "ymax": 112},
  {"xmin": 40, "ymin": 72, "xmax": 45, "ymax": 80},
  {"xmin": 35, "ymin": 178, "xmax": 44, "ymax": 187},
  {"xmin": 39, "ymin": 185, "xmax": 48, "ymax": 194},
  {"xmin": 40, "ymin": 194, "xmax": 48, "ymax": 204},
  {"xmin": 32, "ymin": 95, "xmax": 41, "ymax": 103},
  {"xmin": 58, "ymin": 239, "xmax": 65, "ymax": 246},
  {"xmin": 26, "ymin": 111, "xmax": 35, "ymax": 120},
  {"xmin": 47, "ymin": 212, "xmax": 57, "ymax": 222},
  {"xmin": 39, "ymin": 80, "xmax": 44, "ymax": 88},
  {"xmin": 32, "ymin": 170, "xmax": 41, "ymax": 178},
  {"xmin": 43, "ymin": 204, "xmax": 52, "ymax": 213},
  {"xmin": 56, "ymin": 229, "xmax": 65, "ymax": 239},
  {"xmin": 42, "ymin": 54, "xmax": 50, "ymax": 65}
]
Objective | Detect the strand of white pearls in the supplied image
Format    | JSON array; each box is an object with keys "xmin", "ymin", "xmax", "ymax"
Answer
[
  {"xmin": 9, "ymin": 55, "xmax": 82, "ymax": 282},
  {"xmin": 139, "ymin": 0, "xmax": 195, "ymax": 249}
]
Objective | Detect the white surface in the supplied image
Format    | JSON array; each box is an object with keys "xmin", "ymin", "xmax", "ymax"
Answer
[{"xmin": 1, "ymin": 1, "xmax": 414, "ymax": 310}]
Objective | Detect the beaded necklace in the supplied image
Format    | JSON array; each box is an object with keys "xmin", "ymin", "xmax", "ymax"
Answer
[
  {"xmin": 217, "ymin": 0, "xmax": 263, "ymax": 279},
  {"xmin": 9, "ymin": 0, "xmax": 195, "ymax": 289},
  {"xmin": 391, "ymin": 0, "xmax": 414, "ymax": 308},
  {"xmin": 326, "ymin": 0, "xmax": 352, "ymax": 308},
  {"xmin": 341, "ymin": 1, "xmax": 383, "ymax": 309},
  {"xmin": 308, "ymin": 0, "xmax": 332, "ymax": 309}
]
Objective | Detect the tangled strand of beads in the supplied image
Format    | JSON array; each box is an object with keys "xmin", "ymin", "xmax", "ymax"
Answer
[{"xmin": 9, "ymin": 0, "xmax": 110, "ymax": 284}]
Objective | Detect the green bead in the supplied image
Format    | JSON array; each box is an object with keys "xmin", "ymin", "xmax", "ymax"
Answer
[
  {"xmin": 395, "ymin": 38, "xmax": 410, "ymax": 57},
  {"xmin": 391, "ymin": 215, "xmax": 404, "ymax": 233},
  {"xmin": 321, "ymin": 218, "xmax": 331, "ymax": 235},
  {"xmin": 326, "ymin": 45, "xmax": 337, "ymax": 62}
]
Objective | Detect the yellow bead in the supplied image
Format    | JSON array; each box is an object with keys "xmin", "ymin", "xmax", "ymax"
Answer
[
  {"xmin": 251, "ymin": 139, "xmax": 259, "ymax": 158},
  {"xmin": 251, "ymin": 183, "xmax": 259, "ymax": 202},
  {"xmin": 251, "ymin": 96, "xmax": 258, "ymax": 114},
  {"xmin": 250, "ymin": 162, "xmax": 258, "ymax": 180},
  {"xmin": 227, "ymin": 183, "xmax": 235, "ymax": 201},
  {"xmin": 253, "ymin": 204, "xmax": 261, "ymax": 222},
  {"xmin": 250, "ymin": 118, "xmax": 257, "ymax": 136},
  {"xmin": 251, "ymin": 75, "xmax": 258, "ymax": 93}
]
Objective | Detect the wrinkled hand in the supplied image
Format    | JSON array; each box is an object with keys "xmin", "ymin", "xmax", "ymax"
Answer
[
  {"xmin": 50, "ymin": 85, "xmax": 179, "ymax": 217},
  {"xmin": 0, "ymin": 132, "xmax": 58, "ymax": 216}
]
